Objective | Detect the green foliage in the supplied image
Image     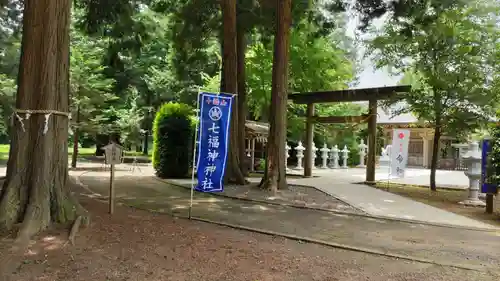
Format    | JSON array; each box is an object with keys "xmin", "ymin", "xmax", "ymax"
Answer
[
  {"xmin": 0, "ymin": 74, "xmax": 15, "ymax": 141},
  {"xmin": 114, "ymin": 87, "xmax": 145, "ymax": 147},
  {"xmin": 0, "ymin": 0, "xmax": 368, "ymax": 151},
  {"xmin": 354, "ymin": 0, "xmax": 469, "ymax": 31},
  {"xmin": 246, "ymin": 22, "xmax": 355, "ymax": 121},
  {"xmin": 196, "ymin": 20, "xmax": 361, "ymax": 141},
  {"xmin": 70, "ymin": 25, "xmax": 117, "ymax": 136},
  {"xmin": 488, "ymin": 110, "xmax": 500, "ymax": 190},
  {"xmin": 161, "ymin": 0, "xmax": 346, "ymax": 105},
  {"xmin": 153, "ymin": 102, "xmax": 194, "ymax": 178},
  {"xmin": 370, "ymin": 0, "xmax": 500, "ymax": 138}
]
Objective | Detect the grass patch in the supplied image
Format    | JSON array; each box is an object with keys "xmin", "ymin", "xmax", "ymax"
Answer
[
  {"xmin": 374, "ymin": 183, "xmax": 500, "ymax": 227},
  {"xmin": 0, "ymin": 144, "xmax": 8, "ymax": 162},
  {"xmin": 0, "ymin": 144, "xmax": 152, "ymax": 162}
]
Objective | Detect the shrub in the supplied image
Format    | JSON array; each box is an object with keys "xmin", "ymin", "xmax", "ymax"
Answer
[
  {"xmin": 153, "ymin": 102, "xmax": 194, "ymax": 178},
  {"xmin": 488, "ymin": 111, "xmax": 500, "ymax": 191}
]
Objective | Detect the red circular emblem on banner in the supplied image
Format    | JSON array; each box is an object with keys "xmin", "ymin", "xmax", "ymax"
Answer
[{"xmin": 398, "ymin": 132, "xmax": 405, "ymax": 139}]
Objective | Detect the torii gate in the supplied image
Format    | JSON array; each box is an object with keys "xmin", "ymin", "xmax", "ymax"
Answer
[{"xmin": 288, "ymin": 85, "xmax": 411, "ymax": 184}]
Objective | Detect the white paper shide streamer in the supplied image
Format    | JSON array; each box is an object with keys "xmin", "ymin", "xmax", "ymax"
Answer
[{"xmin": 12, "ymin": 109, "xmax": 70, "ymax": 135}]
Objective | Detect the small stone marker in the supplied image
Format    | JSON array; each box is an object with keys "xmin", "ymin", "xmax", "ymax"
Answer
[{"xmin": 101, "ymin": 142, "xmax": 123, "ymax": 214}]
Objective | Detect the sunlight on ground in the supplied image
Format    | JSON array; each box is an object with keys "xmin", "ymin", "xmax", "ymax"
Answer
[
  {"xmin": 24, "ymin": 249, "xmax": 38, "ymax": 256},
  {"xmin": 365, "ymin": 217, "xmax": 387, "ymax": 224},
  {"xmin": 41, "ymin": 236, "xmax": 64, "ymax": 251},
  {"xmin": 192, "ymin": 197, "xmax": 223, "ymax": 203},
  {"xmin": 241, "ymin": 204, "xmax": 270, "ymax": 211},
  {"xmin": 24, "ymin": 236, "xmax": 65, "ymax": 256},
  {"xmin": 332, "ymin": 214, "xmax": 348, "ymax": 218}
]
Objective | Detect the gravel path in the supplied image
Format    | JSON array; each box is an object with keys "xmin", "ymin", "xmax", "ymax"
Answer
[
  {"xmin": 2, "ymin": 197, "xmax": 496, "ymax": 281},
  {"xmin": 79, "ymin": 173, "xmax": 500, "ymax": 273}
]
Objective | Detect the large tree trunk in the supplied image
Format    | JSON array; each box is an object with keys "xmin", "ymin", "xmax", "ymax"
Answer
[
  {"xmin": 430, "ymin": 126, "xmax": 441, "ymax": 192},
  {"xmin": 259, "ymin": 0, "xmax": 292, "ymax": 193},
  {"xmin": 142, "ymin": 92, "xmax": 152, "ymax": 155},
  {"xmin": 236, "ymin": 22, "xmax": 248, "ymax": 176},
  {"xmin": 221, "ymin": 0, "xmax": 245, "ymax": 184},
  {"xmin": 430, "ymin": 90, "xmax": 442, "ymax": 192},
  {"xmin": 0, "ymin": 0, "xmax": 87, "ymax": 240},
  {"xmin": 71, "ymin": 106, "xmax": 81, "ymax": 169}
]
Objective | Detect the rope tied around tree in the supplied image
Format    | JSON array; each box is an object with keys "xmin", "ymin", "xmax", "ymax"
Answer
[{"xmin": 13, "ymin": 109, "xmax": 71, "ymax": 135}]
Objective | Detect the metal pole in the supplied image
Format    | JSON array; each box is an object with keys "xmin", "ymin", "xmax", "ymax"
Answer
[{"xmin": 189, "ymin": 90, "xmax": 202, "ymax": 219}]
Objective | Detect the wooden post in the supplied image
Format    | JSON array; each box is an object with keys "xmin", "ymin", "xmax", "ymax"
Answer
[
  {"xmin": 251, "ymin": 138, "xmax": 256, "ymax": 172},
  {"xmin": 486, "ymin": 193, "xmax": 494, "ymax": 214},
  {"xmin": 109, "ymin": 163, "xmax": 115, "ymax": 214},
  {"xmin": 304, "ymin": 103, "xmax": 315, "ymax": 177},
  {"xmin": 366, "ymin": 99, "xmax": 377, "ymax": 184},
  {"xmin": 102, "ymin": 142, "xmax": 122, "ymax": 215}
]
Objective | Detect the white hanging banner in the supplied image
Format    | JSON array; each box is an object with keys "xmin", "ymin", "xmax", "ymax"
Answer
[{"xmin": 390, "ymin": 129, "xmax": 410, "ymax": 178}]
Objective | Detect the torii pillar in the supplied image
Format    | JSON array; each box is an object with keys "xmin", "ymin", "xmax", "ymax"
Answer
[
  {"xmin": 304, "ymin": 103, "xmax": 315, "ymax": 177},
  {"xmin": 365, "ymin": 99, "xmax": 377, "ymax": 184}
]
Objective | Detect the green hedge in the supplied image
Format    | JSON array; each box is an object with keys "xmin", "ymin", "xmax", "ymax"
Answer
[
  {"xmin": 153, "ymin": 102, "xmax": 194, "ymax": 178},
  {"xmin": 488, "ymin": 111, "xmax": 500, "ymax": 190}
]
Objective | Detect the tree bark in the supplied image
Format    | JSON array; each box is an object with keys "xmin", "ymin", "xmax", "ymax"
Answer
[
  {"xmin": 260, "ymin": 0, "xmax": 292, "ymax": 193},
  {"xmin": 430, "ymin": 88, "xmax": 442, "ymax": 192},
  {"xmin": 236, "ymin": 22, "xmax": 248, "ymax": 176},
  {"xmin": 0, "ymin": 0, "xmax": 87, "ymax": 240},
  {"xmin": 143, "ymin": 93, "xmax": 152, "ymax": 155},
  {"xmin": 71, "ymin": 106, "xmax": 80, "ymax": 168},
  {"xmin": 221, "ymin": 0, "xmax": 245, "ymax": 184},
  {"xmin": 143, "ymin": 133, "xmax": 149, "ymax": 155},
  {"xmin": 430, "ymin": 125, "xmax": 441, "ymax": 192}
]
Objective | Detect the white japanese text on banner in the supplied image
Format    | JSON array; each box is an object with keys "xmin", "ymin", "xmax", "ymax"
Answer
[{"xmin": 195, "ymin": 92, "xmax": 234, "ymax": 192}]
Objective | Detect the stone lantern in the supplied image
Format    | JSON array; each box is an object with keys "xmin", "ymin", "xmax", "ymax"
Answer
[
  {"xmin": 357, "ymin": 139, "xmax": 368, "ymax": 168},
  {"xmin": 459, "ymin": 141, "xmax": 486, "ymax": 207},
  {"xmin": 330, "ymin": 145, "xmax": 339, "ymax": 169},
  {"xmin": 285, "ymin": 142, "xmax": 291, "ymax": 170},
  {"xmin": 341, "ymin": 145, "xmax": 350, "ymax": 169},
  {"xmin": 295, "ymin": 141, "xmax": 305, "ymax": 170},
  {"xmin": 311, "ymin": 142, "xmax": 318, "ymax": 169},
  {"xmin": 320, "ymin": 144, "xmax": 330, "ymax": 169}
]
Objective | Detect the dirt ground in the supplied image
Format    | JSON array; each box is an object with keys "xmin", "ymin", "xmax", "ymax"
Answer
[
  {"xmin": 171, "ymin": 179, "xmax": 363, "ymax": 214},
  {"xmin": 80, "ymin": 174, "xmax": 500, "ymax": 268},
  {"xmin": 374, "ymin": 184, "xmax": 500, "ymax": 227},
  {"xmin": 0, "ymin": 196, "xmax": 496, "ymax": 281}
]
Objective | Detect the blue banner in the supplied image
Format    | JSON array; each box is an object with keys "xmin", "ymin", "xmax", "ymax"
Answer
[
  {"xmin": 481, "ymin": 139, "xmax": 496, "ymax": 193},
  {"xmin": 195, "ymin": 92, "xmax": 234, "ymax": 192}
]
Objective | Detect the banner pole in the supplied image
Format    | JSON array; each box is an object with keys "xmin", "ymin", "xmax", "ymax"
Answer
[{"xmin": 189, "ymin": 90, "xmax": 202, "ymax": 219}]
